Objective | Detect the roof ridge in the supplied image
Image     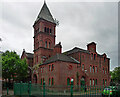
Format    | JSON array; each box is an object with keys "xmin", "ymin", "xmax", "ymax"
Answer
[{"xmin": 42, "ymin": 53, "xmax": 79, "ymax": 65}]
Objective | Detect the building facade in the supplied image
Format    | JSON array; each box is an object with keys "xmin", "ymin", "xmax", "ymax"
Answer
[
  {"xmin": 21, "ymin": 49, "xmax": 33, "ymax": 81},
  {"xmin": 22, "ymin": 2, "xmax": 110, "ymax": 86}
]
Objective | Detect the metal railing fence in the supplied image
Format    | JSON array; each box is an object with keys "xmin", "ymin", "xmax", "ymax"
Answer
[{"xmin": 14, "ymin": 82, "xmax": 120, "ymax": 97}]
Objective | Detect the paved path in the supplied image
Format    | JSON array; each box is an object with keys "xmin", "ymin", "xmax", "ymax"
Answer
[{"xmin": 2, "ymin": 89, "xmax": 14, "ymax": 96}]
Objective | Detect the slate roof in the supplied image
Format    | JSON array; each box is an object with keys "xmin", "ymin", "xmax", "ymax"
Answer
[
  {"xmin": 64, "ymin": 47, "xmax": 109, "ymax": 59},
  {"xmin": 35, "ymin": 2, "xmax": 55, "ymax": 23},
  {"xmin": 64, "ymin": 47, "xmax": 90, "ymax": 55},
  {"xmin": 43, "ymin": 53, "xmax": 80, "ymax": 65},
  {"xmin": 26, "ymin": 53, "xmax": 33, "ymax": 59}
]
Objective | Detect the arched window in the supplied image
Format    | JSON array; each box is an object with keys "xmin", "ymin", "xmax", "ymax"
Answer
[
  {"xmin": 103, "ymin": 68, "xmax": 104, "ymax": 74},
  {"xmin": 45, "ymin": 41, "xmax": 47, "ymax": 48},
  {"xmin": 47, "ymin": 28, "xmax": 49, "ymax": 33},
  {"xmin": 105, "ymin": 79, "xmax": 107, "ymax": 86},
  {"xmin": 44, "ymin": 27, "xmax": 46, "ymax": 32},
  {"xmin": 105, "ymin": 68, "xmax": 107, "ymax": 74},
  {"xmin": 95, "ymin": 67, "xmax": 97, "ymax": 73},
  {"xmin": 49, "ymin": 65, "xmax": 51, "ymax": 71},
  {"xmin": 43, "ymin": 78, "xmax": 45, "ymax": 84},
  {"xmin": 33, "ymin": 74, "xmax": 37, "ymax": 83},
  {"xmin": 50, "ymin": 29, "xmax": 52, "ymax": 34},
  {"xmin": 52, "ymin": 64, "xmax": 54, "ymax": 71},
  {"xmin": 90, "ymin": 79, "xmax": 92, "ymax": 86},
  {"xmin": 67, "ymin": 78, "xmax": 70, "ymax": 86},
  {"xmin": 94, "ymin": 54, "xmax": 96, "ymax": 60},
  {"xmin": 91, "ymin": 53, "xmax": 93, "ymax": 60},
  {"xmin": 82, "ymin": 64, "xmax": 84, "ymax": 71},
  {"xmin": 103, "ymin": 79, "xmax": 104, "ymax": 86},
  {"xmin": 49, "ymin": 78, "xmax": 51, "ymax": 85},
  {"xmin": 52, "ymin": 78, "xmax": 54, "ymax": 85},
  {"xmin": 104, "ymin": 57, "xmax": 105, "ymax": 62},
  {"xmin": 41, "ymin": 78, "xmax": 42, "ymax": 85},
  {"xmin": 48, "ymin": 42, "xmax": 51, "ymax": 48},
  {"xmin": 40, "ymin": 67, "xmax": 42, "ymax": 72},
  {"xmin": 90, "ymin": 66, "xmax": 92, "ymax": 72},
  {"xmin": 93, "ymin": 79, "xmax": 94, "ymax": 86},
  {"xmin": 95, "ymin": 79, "xmax": 97, "ymax": 85},
  {"xmin": 93, "ymin": 66, "xmax": 94, "ymax": 73}
]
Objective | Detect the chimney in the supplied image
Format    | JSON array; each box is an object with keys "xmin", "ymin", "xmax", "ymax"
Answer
[
  {"xmin": 54, "ymin": 42, "xmax": 62, "ymax": 55},
  {"xmin": 87, "ymin": 42, "xmax": 96, "ymax": 52}
]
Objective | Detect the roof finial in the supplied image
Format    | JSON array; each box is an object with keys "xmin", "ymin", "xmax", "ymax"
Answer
[{"xmin": 44, "ymin": 0, "xmax": 46, "ymax": 4}]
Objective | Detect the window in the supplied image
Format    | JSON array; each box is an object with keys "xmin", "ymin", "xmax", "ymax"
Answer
[
  {"xmin": 91, "ymin": 53, "xmax": 93, "ymax": 60},
  {"xmin": 93, "ymin": 66, "xmax": 94, "ymax": 73},
  {"xmin": 67, "ymin": 78, "xmax": 70, "ymax": 86},
  {"xmin": 104, "ymin": 57, "xmax": 105, "ymax": 62},
  {"xmin": 52, "ymin": 64, "xmax": 54, "ymax": 71},
  {"xmin": 105, "ymin": 68, "xmax": 107, "ymax": 74},
  {"xmin": 82, "ymin": 64, "xmax": 84, "ymax": 71},
  {"xmin": 82, "ymin": 55, "xmax": 84, "ymax": 59},
  {"xmin": 103, "ymin": 68, "xmax": 104, "ymax": 74},
  {"xmin": 43, "ymin": 78, "xmax": 45, "ymax": 83},
  {"xmin": 49, "ymin": 78, "xmax": 51, "ymax": 85},
  {"xmin": 90, "ymin": 66, "xmax": 92, "ymax": 72},
  {"xmin": 49, "ymin": 65, "xmax": 51, "ymax": 71},
  {"xmin": 95, "ymin": 79, "xmax": 97, "ymax": 85},
  {"xmin": 41, "ymin": 67, "xmax": 42, "ymax": 72},
  {"xmin": 44, "ymin": 27, "xmax": 46, "ymax": 32},
  {"xmin": 95, "ymin": 67, "xmax": 97, "ymax": 73},
  {"xmin": 47, "ymin": 28, "xmax": 49, "ymax": 33},
  {"xmin": 93, "ymin": 79, "xmax": 94, "ymax": 86},
  {"xmin": 103, "ymin": 79, "xmax": 104, "ymax": 86},
  {"xmin": 48, "ymin": 42, "xmax": 51, "ymax": 48},
  {"xmin": 41, "ymin": 78, "xmax": 42, "ymax": 85},
  {"xmin": 90, "ymin": 79, "xmax": 92, "ymax": 86},
  {"xmin": 45, "ymin": 41, "xmax": 47, "ymax": 48},
  {"xmin": 42, "ymin": 67, "xmax": 44, "ymax": 72},
  {"xmin": 94, "ymin": 54, "xmax": 96, "ymax": 60},
  {"xmin": 50, "ymin": 29, "xmax": 52, "ymax": 34},
  {"xmin": 105, "ymin": 79, "xmax": 107, "ymax": 86},
  {"xmin": 52, "ymin": 78, "xmax": 54, "ymax": 85}
]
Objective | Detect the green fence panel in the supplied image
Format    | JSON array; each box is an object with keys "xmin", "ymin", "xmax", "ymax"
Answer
[
  {"xmin": 14, "ymin": 83, "xmax": 21, "ymax": 95},
  {"xmin": 14, "ymin": 82, "xmax": 120, "ymax": 96},
  {"xmin": 21, "ymin": 83, "xmax": 29, "ymax": 95},
  {"xmin": 31, "ymin": 83, "xmax": 43, "ymax": 95}
]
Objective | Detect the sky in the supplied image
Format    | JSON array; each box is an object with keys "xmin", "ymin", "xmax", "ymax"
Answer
[{"xmin": 0, "ymin": 0, "xmax": 119, "ymax": 71}]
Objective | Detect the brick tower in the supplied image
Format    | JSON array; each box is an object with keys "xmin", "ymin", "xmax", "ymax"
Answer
[{"xmin": 33, "ymin": 2, "xmax": 56, "ymax": 65}]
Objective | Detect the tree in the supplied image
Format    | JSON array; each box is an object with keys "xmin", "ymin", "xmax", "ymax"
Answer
[
  {"xmin": 2, "ymin": 50, "xmax": 28, "ymax": 83},
  {"xmin": 110, "ymin": 67, "xmax": 120, "ymax": 85}
]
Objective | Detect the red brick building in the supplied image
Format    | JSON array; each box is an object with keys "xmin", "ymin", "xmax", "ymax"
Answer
[
  {"xmin": 21, "ymin": 49, "xmax": 33, "ymax": 81},
  {"xmin": 22, "ymin": 2, "xmax": 110, "ymax": 87}
]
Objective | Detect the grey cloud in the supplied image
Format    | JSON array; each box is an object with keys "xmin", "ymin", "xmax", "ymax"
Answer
[{"xmin": 1, "ymin": 2, "xmax": 118, "ymax": 70}]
